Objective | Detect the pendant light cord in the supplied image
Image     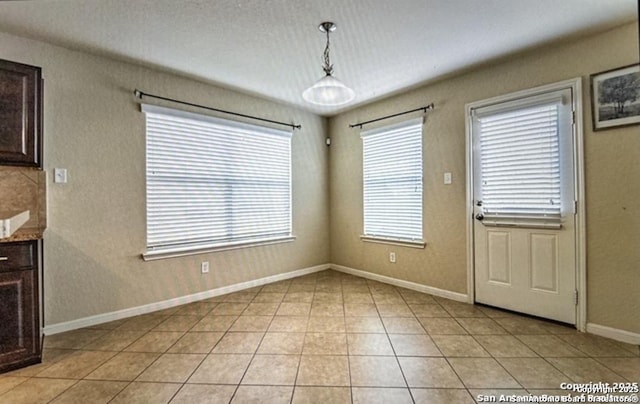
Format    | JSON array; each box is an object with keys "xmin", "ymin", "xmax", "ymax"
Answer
[{"xmin": 322, "ymin": 28, "xmax": 334, "ymax": 76}]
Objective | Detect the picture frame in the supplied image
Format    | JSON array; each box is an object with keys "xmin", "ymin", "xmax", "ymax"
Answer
[{"xmin": 590, "ymin": 64, "xmax": 640, "ymax": 131}]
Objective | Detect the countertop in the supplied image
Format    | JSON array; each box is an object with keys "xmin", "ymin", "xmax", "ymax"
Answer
[{"xmin": 0, "ymin": 227, "xmax": 45, "ymax": 243}]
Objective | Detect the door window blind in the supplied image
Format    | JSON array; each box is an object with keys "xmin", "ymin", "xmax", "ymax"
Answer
[
  {"xmin": 362, "ymin": 118, "xmax": 423, "ymax": 242},
  {"xmin": 475, "ymin": 101, "xmax": 562, "ymax": 219},
  {"xmin": 143, "ymin": 104, "xmax": 292, "ymax": 251}
]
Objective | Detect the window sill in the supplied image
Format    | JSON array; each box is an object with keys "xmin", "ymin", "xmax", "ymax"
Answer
[
  {"xmin": 142, "ymin": 235, "xmax": 296, "ymax": 261},
  {"xmin": 360, "ymin": 235, "xmax": 426, "ymax": 249}
]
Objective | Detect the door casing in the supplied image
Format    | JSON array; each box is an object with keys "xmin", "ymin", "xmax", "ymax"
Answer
[{"xmin": 465, "ymin": 78, "xmax": 587, "ymax": 331}]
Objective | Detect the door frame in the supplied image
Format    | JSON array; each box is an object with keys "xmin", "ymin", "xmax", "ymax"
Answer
[{"xmin": 464, "ymin": 78, "xmax": 587, "ymax": 331}]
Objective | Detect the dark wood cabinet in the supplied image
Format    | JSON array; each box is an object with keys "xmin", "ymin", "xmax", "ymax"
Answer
[
  {"xmin": 0, "ymin": 59, "xmax": 43, "ymax": 167},
  {"xmin": 0, "ymin": 240, "xmax": 41, "ymax": 373}
]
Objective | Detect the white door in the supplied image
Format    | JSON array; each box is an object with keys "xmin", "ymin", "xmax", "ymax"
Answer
[{"xmin": 471, "ymin": 87, "xmax": 577, "ymax": 324}]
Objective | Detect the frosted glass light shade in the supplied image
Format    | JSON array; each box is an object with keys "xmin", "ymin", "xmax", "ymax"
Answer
[{"xmin": 303, "ymin": 74, "xmax": 355, "ymax": 106}]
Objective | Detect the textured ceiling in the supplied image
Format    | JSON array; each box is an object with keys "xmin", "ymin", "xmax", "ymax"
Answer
[{"xmin": 0, "ymin": 0, "xmax": 636, "ymax": 116}]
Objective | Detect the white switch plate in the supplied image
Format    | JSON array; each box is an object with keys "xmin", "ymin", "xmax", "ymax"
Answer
[
  {"xmin": 389, "ymin": 252, "xmax": 396, "ymax": 263},
  {"xmin": 201, "ymin": 261, "xmax": 210, "ymax": 274},
  {"xmin": 444, "ymin": 172, "xmax": 452, "ymax": 185},
  {"xmin": 54, "ymin": 168, "xmax": 68, "ymax": 184}
]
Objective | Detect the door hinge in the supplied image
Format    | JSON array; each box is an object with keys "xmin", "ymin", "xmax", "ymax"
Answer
[
  {"xmin": 574, "ymin": 290, "xmax": 579, "ymax": 305},
  {"xmin": 573, "ymin": 200, "xmax": 578, "ymax": 214},
  {"xmin": 572, "ymin": 110, "xmax": 576, "ymax": 124}
]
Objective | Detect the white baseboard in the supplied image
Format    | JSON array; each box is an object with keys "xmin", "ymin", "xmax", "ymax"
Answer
[
  {"xmin": 586, "ymin": 323, "xmax": 640, "ymax": 345},
  {"xmin": 330, "ymin": 263, "xmax": 468, "ymax": 303},
  {"xmin": 48, "ymin": 262, "xmax": 639, "ymax": 345},
  {"xmin": 44, "ymin": 263, "xmax": 330, "ymax": 335}
]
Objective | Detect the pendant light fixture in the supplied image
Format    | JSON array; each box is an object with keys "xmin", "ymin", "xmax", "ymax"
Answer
[{"xmin": 303, "ymin": 22, "xmax": 355, "ymax": 106}]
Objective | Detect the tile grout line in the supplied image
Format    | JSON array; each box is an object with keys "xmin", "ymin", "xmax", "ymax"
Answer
[
  {"xmin": 38, "ymin": 329, "xmax": 142, "ymax": 404},
  {"xmin": 164, "ymin": 305, "xmax": 223, "ymax": 404},
  {"xmin": 461, "ymin": 320, "xmax": 528, "ymax": 391},
  {"xmin": 132, "ymin": 291, "xmax": 253, "ymax": 403},
  {"xmin": 407, "ymin": 290, "xmax": 477, "ymax": 401},
  {"xmin": 227, "ymin": 284, "xmax": 271, "ymax": 403},
  {"xmin": 228, "ymin": 281, "xmax": 297, "ymax": 403},
  {"xmin": 389, "ymin": 284, "xmax": 424, "ymax": 404},
  {"xmin": 592, "ymin": 356, "xmax": 636, "ymax": 382},
  {"xmin": 106, "ymin": 302, "xmax": 222, "ymax": 403},
  {"xmin": 343, "ymin": 279, "xmax": 354, "ymax": 404},
  {"xmin": 289, "ymin": 279, "xmax": 318, "ymax": 404}
]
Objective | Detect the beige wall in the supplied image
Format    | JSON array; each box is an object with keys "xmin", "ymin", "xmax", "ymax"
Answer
[
  {"xmin": 329, "ymin": 23, "xmax": 640, "ymax": 334},
  {"xmin": 0, "ymin": 32, "xmax": 330, "ymax": 326},
  {"xmin": 1, "ymin": 22, "xmax": 638, "ymax": 335}
]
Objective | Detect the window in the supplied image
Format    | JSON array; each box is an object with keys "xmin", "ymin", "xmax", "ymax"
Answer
[
  {"xmin": 142, "ymin": 104, "xmax": 292, "ymax": 258},
  {"xmin": 361, "ymin": 118, "xmax": 424, "ymax": 245},
  {"xmin": 471, "ymin": 90, "xmax": 572, "ymax": 224}
]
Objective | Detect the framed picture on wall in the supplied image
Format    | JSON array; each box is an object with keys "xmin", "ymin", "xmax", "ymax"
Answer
[{"xmin": 590, "ymin": 64, "xmax": 640, "ymax": 131}]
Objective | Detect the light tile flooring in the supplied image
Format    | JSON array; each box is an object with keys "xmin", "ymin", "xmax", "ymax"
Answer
[{"xmin": 1, "ymin": 270, "xmax": 638, "ymax": 403}]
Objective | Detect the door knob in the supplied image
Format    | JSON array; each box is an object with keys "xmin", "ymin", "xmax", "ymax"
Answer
[{"xmin": 475, "ymin": 213, "xmax": 484, "ymax": 221}]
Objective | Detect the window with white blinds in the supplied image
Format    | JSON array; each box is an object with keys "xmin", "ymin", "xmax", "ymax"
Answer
[
  {"xmin": 475, "ymin": 100, "xmax": 563, "ymax": 219},
  {"xmin": 362, "ymin": 118, "xmax": 423, "ymax": 243},
  {"xmin": 143, "ymin": 104, "xmax": 292, "ymax": 254}
]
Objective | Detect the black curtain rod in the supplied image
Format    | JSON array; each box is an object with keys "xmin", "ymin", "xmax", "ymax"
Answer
[
  {"xmin": 349, "ymin": 103, "xmax": 435, "ymax": 129},
  {"xmin": 134, "ymin": 89, "xmax": 302, "ymax": 131}
]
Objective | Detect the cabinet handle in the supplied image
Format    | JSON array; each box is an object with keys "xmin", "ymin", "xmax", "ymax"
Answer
[{"xmin": 0, "ymin": 257, "xmax": 8, "ymax": 261}]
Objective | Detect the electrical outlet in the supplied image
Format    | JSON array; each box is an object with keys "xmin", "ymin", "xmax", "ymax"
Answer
[
  {"xmin": 444, "ymin": 172, "xmax": 452, "ymax": 185},
  {"xmin": 389, "ymin": 252, "xmax": 396, "ymax": 263},
  {"xmin": 201, "ymin": 261, "xmax": 210, "ymax": 274}
]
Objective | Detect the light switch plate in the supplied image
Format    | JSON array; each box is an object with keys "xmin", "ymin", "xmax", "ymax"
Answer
[
  {"xmin": 444, "ymin": 172, "xmax": 452, "ymax": 185},
  {"xmin": 54, "ymin": 168, "xmax": 68, "ymax": 184}
]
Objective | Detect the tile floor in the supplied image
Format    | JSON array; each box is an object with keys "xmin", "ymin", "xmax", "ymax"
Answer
[{"xmin": 1, "ymin": 270, "xmax": 638, "ymax": 403}]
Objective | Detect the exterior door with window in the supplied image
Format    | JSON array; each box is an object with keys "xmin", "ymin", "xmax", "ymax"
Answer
[{"xmin": 470, "ymin": 87, "xmax": 577, "ymax": 324}]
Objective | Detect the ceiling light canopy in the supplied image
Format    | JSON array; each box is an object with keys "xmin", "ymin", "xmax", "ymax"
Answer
[{"xmin": 303, "ymin": 22, "xmax": 355, "ymax": 106}]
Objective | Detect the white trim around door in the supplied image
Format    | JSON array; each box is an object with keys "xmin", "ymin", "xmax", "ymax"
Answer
[{"xmin": 465, "ymin": 77, "xmax": 586, "ymax": 331}]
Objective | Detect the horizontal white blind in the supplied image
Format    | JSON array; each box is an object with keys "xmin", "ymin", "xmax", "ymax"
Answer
[
  {"xmin": 143, "ymin": 104, "xmax": 292, "ymax": 250},
  {"xmin": 362, "ymin": 119, "xmax": 423, "ymax": 241},
  {"xmin": 477, "ymin": 103, "xmax": 561, "ymax": 218}
]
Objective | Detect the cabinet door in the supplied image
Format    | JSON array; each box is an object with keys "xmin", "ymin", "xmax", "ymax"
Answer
[
  {"xmin": 0, "ymin": 241, "xmax": 41, "ymax": 374},
  {"xmin": 0, "ymin": 269, "xmax": 38, "ymax": 367},
  {"xmin": 0, "ymin": 59, "xmax": 42, "ymax": 167}
]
